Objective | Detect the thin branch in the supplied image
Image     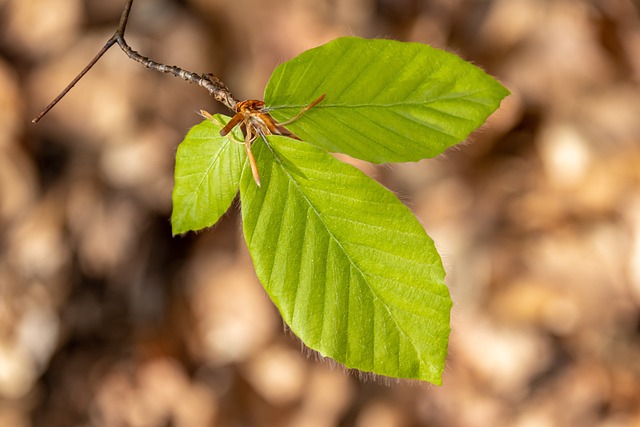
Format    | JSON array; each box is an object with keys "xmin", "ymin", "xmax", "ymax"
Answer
[
  {"xmin": 118, "ymin": 0, "xmax": 134, "ymax": 35},
  {"xmin": 32, "ymin": 0, "xmax": 237, "ymax": 123},
  {"xmin": 31, "ymin": 37, "xmax": 118, "ymax": 123}
]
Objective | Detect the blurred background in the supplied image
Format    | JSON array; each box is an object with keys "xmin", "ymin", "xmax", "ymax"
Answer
[{"xmin": 1, "ymin": 0, "xmax": 640, "ymax": 426}]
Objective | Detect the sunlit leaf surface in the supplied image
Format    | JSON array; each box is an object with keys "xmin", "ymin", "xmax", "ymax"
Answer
[
  {"xmin": 171, "ymin": 115, "xmax": 244, "ymax": 235},
  {"xmin": 240, "ymin": 136, "xmax": 451, "ymax": 383}
]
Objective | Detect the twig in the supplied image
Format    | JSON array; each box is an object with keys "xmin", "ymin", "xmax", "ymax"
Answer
[
  {"xmin": 32, "ymin": 0, "xmax": 237, "ymax": 123},
  {"xmin": 31, "ymin": 39, "xmax": 117, "ymax": 123}
]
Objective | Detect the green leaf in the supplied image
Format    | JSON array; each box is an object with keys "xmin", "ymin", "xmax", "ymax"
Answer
[
  {"xmin": 171, "ymin": 115, "xmax": 244, "ymax": 235},
  {"xmin": 239, "ymin": 135, "xmax": 451, "ymax": 383},
  {"xmin": 265, "ymin": 36, "xmax": 510, "ymax": 163}
]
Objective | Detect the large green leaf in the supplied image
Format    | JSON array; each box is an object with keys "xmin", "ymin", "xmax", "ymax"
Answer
[
  {"xmin": 171, "ymin": 115, "xmax": 244, "ymax": 235},
  {"xmin": 264, "ymin": 36, "xmax": 509, "ymax": 163},
  {"xmin": 239, "ymin": 135, "xmax": 451, "ymax": 383}
]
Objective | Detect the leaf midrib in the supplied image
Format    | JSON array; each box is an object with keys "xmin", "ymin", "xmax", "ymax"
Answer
[
  {"xmin": 180, "ymin": 137, "xmax": 233, "ymax": 218},
  {"xmin": 267, "ymin": 89, "xmax": 496, "ymax": 112}
]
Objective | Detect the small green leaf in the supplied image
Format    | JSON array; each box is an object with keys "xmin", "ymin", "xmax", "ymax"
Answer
[
  {"xmin": 265, "ymin": 36, "xmax": 509, "ymax": 163},
  {"xmin": 240, "ymin": 135, "xmax": 451, "ymax": 383},
  {"xmin": 171, "ymin": 115, "xmax": 244, "ymax": 235}
]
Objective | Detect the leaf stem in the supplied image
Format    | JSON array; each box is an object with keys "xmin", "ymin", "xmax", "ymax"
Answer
[{"xmin": 32, "ymin": 0, "xmax": 237, "ymax": 123}]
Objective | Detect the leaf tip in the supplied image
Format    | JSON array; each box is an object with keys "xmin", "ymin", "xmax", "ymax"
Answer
[{"xmin": 170, "ymin": 223, "xmax": 183, "ymax": 237}]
